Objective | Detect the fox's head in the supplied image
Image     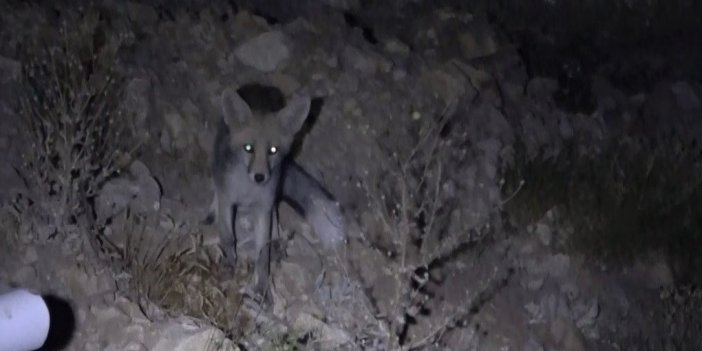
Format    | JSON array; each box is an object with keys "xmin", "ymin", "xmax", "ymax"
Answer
[{"xmin": 221, "ymin": 87, "xmax": 311, "ymax": 185}]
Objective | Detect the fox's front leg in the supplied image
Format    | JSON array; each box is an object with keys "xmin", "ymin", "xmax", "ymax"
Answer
[
  {"xmin": 216, "ymin": 195, "xmax": 237, "ymax": 267},
  {"xmin": 252, "ymin": 209, "xmax": 273, "ymax": 299}
]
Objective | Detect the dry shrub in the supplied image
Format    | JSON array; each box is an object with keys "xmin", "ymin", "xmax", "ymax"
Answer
[
  {"xmin": 356, "ymin": 102, "xmax": 510, "ymax": 350},
  {"xmin": 13, "ymin": 9, "xmax": 137, "ymax": 243}
]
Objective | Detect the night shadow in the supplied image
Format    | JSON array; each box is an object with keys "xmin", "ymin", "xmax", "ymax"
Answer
[
  {"xmin": 290, "ymin": 96, "xmax": 324, "ymax": 157},
  {"xmin": 39, "ymin": 295, "xmax": 75, "ymax": 351}
]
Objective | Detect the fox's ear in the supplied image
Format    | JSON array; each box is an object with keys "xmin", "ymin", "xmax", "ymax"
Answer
[
  {"xmin": 278, "ymin": 95, "xmax": 310, "ymax": 134},
  {"xmin": 221, "ymin": 88, "xmax": 253, "ymax": 127}
]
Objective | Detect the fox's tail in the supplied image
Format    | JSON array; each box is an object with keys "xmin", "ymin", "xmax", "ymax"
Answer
[{"xmin": 281, "ymin": 161, "xmax": 346, "ymax": 249}]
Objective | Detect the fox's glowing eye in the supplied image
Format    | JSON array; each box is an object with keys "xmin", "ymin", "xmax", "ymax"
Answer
[
  {"xmin": 244, "ymin": 144, "xmax": 253, "ymax": 153},
  {"xmin": 269, "ymin": 146, "xmax": 278, "ymax": 155}
]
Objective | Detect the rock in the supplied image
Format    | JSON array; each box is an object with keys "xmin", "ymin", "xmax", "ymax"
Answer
[
  {"xmin": 558, "ymin": 111, "xmax": 575, "ymax": 140},
  {"xmin": 13, "ymin": 265, "xmax": 37, "ymax": 285},
  {"xmin": 196, "ymin": 128, "xmax": 215, "ymax": 158},
  {"xmin": 336, "ymin": 72, "xmax": 359, "ymax": 93},
  {"xmin": 322, "ymin": 0, "xmax": 360, "ymax": 11},
  {"xmin": 92, "ymin": 305, "xmax": 131, "ymax": 326},
  {"xmin": 392, "ymin": 68, "xmax": 407, "ymax": 81},
  {"xmin": 527, "ymin": 77, "xmax": 559, "ymax": 100},
  {"xmin": 23, "ymin": 246, "xmax": 38, "ymax": 264},
  {"xmin": 560, "ymin": 279, "xmax": 580, "ymax": 301},
  {"xmin": 341, "ymin": 45, "xmax": 378, "ymax": 75},
  {"xmin": 269, "ymin": 73, "xmax": 301, "ymax": 96},
  {"xmin": 671, "ymin": 81, "xmax": 701, "ymax": 111},
  {"xmin": 640, "ymin": 81, "xmax": 702, "ymax": 142},
  {"xmin": 95, "ymin": 160, "xmax": 162, "ymax": 221},
  {"xmin": 120, "ymin": 342, "xmax": 148, "ymax": 351},
  {"xmin": 574, "ymin": 298, "xmax": 599, "ymax": 329},
  {"xmin": 452, "ymin": 60, "xmax": 502, "ymax": 106},
  {"xmin": 230, "ymin": 11, "xmax": 271, "ymax": 40},
  {"xmin": 0, "ymin": 56, "xmax": 20, "ymax": 83},
  {"xmin": 125, "ymin": 78, "xmax": 152, "ymax": 129},
  {"xmin": 272, "ymin": 261, "xmax": 313, "ymax": 309},
  {"xmin": 535, "ymin": 223, "xmax": 552, "ymax": 246},
  {"xmin": 384, "ymin": 38, "xmax": 411, "ymax": 57},
  {"xmin": 126, "ymin": 2, "xmax": 158, "ymax": 25},
  {"xmin": 545, "ymin": 254, "xmax": 571, "ymax": 280},
  {"xmin": 156, "ymin": 130, "xmax": 173, "ymax": 154},
  {"xmin": 420, "ymin": 65, "xmax": 474, "ymax": 108},
  {"xmin": 85, "ymin": 303, "xmax": 149, "ymax": 351},
  {"xmin": 62, "ymin": 266, "xmax": 116, "ymax": 299},
  {"xmin": 524, "ymin": 337, "xmax": 546, "ymax": 351},
  {"xmin": 235, "ymin": 31, "xmax": 290, "ymax": 72},
  {"xmin": 163, "ymin": 108, "xmax": 197, "ymax": 152},
  {"xmin": 526, "ymin": 275, "xmax": 545, "ymax": 291},
  {"xmin": 291, "ymin": 312, "xmax": 352, "ymax": 349},
  {"xmin": 549, "ymin": 318, "xmax": 587, "ymax": 351},
  {"xmin": 629, "ymin": 253, "xmax": 675, "ymax": 289},
  {"xmin": 150, "ymin": 321, "xmax": 237, "ymax": 351},
  {"xmin": 459, "ymin": 23, "xmax": 499, "ymax": 59}
]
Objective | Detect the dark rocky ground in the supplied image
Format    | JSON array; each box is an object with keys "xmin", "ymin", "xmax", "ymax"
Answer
[{"xmin": 1, "ymin": 0, "xmax": 701, "ymax": 350}]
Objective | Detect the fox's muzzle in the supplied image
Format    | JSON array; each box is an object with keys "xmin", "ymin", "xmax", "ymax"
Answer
[{"xmin": 248, "ymin": 147, "xmax": 271, "ymax": 185}]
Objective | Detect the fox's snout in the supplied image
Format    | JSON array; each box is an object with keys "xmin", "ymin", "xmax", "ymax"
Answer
[
  {"xmin": 252, "ymin": 172, "xmax": 267, "ymax": 184},
  {"xmin": 246, "ymin": 147, "xmax": 272, "ymax": 185}
]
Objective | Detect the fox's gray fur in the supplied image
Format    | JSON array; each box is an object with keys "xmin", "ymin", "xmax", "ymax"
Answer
[{"xmin": 209, "ymin": 84, "xmax": 345, "ymax": 298}]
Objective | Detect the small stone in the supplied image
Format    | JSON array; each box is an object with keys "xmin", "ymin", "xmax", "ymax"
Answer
[
  {"xmin": 384, "ymin": 39, "xmax": 410, "ymax": 56},
  {"xmin": 126, "ymin": 2, "xmax": 158, "ymax": 25},
  {"xmin": 671, "ymin": 81, "xmax": 700, "ymax": 110},
  {"xmin": 269, "ymin": 73, "xmax": 301, "ymax": 96},
  {"xmin": 150, "ymin": 322, "xmax": 236, "ymax": 351},
  {"xmin": 392, "ymin": 68, "xmax": 407, "ymax": 81},
  {"xmin": 235, "ymin": 31, "xmax": 290, "ymax": 72},
  {"xmin": 459, "ymin": 26, "xmax": 498, "ymax": 60},
  {"xmin": 535, "ymin": 223, "xmax": 552, "ymax": 246},
  {"xmin": 336, "ymin": 73, "xmax": 359, "ymax": 93},
  {"xmin": 341, "ymin": 46, "xmax": 377, "ymax": 75},
  {"xmin": 24, "ymin": 247, "xmax": 38, "ymax": 264},
  {"xmin": 0, "ymin": 56, "xmax": 20, "ymax": 82},
  {"xmin": 322, "ymin": 0, "xmax": 360, "ymax": 11}
]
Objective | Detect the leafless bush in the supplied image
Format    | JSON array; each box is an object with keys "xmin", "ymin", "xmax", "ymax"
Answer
[
  {"xmin": 13, "ymin": 11, "xmax": 137, "ymax": 242},
  {"xmin": 355, "ymin": 102, "xmax": 510, "ymax": 350}
]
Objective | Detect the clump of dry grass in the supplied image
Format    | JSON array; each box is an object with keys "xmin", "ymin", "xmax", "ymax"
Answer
[
  {"xmin": 110, "ymin": 212, "xmax": 251, "ymax": 340},
  {"xmin": 13, "ymin": 9, "xmax": 137, "ymax": 244}
]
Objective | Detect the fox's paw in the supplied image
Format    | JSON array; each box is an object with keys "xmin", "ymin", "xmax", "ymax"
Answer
[
  {"xmin": 242, "ymin": 284, "xmax": 271, "ymax": 313},
  {"xmin": 217, "ymin": 245, "xmax": 237, "ymax": 268}
]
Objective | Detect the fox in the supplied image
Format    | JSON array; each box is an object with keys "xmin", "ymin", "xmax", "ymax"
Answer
[{"xmin": 208, "ymin": 83, "xmax": 345, "ymax": 300}]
